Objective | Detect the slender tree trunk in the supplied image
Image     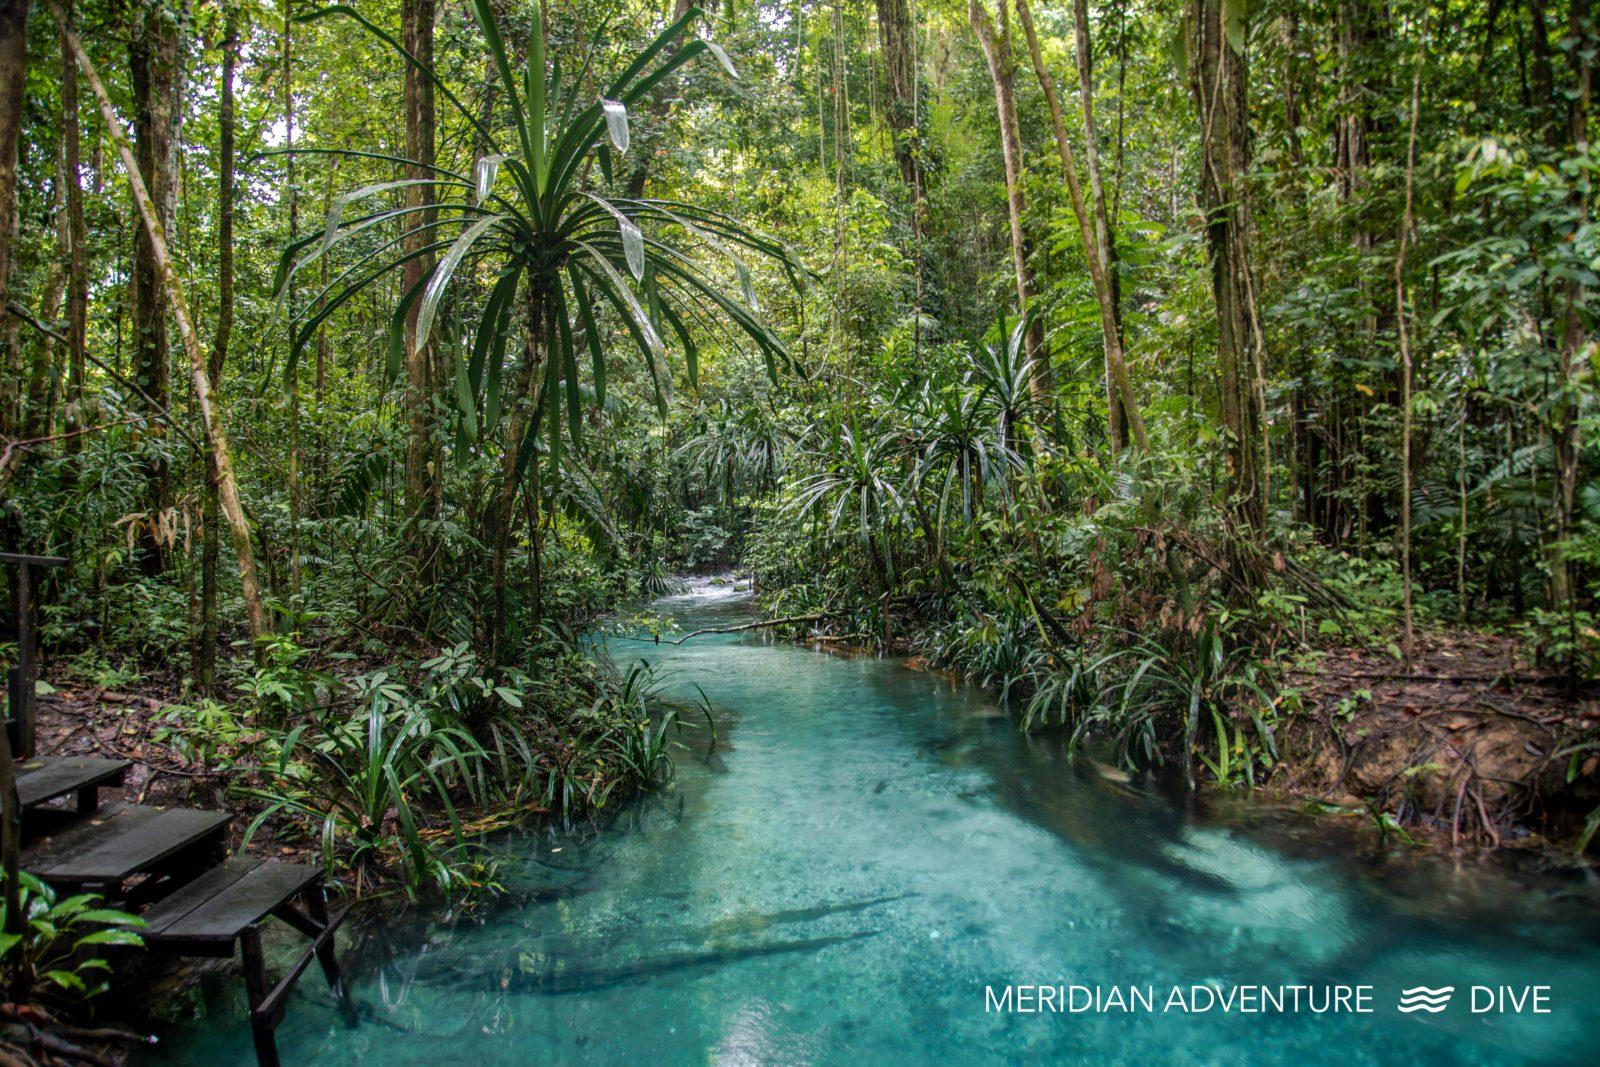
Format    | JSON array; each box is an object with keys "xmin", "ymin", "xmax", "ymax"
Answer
[
  {"xmin": 127, "ymin": 0, "xmax": 181, "ymax": 575},
  {"xmin": 490, "ymin": 284, "xmax": 547, "ymax": 665},
  {"xmin": 876, "ymin": 0, "xmax": 922, "ymax": 199},
  {"xmin": 0, "ymin": 0, "xmax": 29, "ymax": 452},
  {"xmin": 198, "ymin": 0, "xmax": 237, "ymax": 694},
  {"xmin": 1529, "ymin": 0, "xmax": 1561, "ymax": 147},
  {"xmin": 1070, "ymin": 0, "xmax": 1119, "ymax": 333},
  {"xmin": 284, "ymin": 1, "xmax": 302, "ymax": 592},
  {"xmin": 968, "ymin": 0, "xmax": 1052, "ymax": 414},
  {"xmin": 0, "ymin": 34, "xmax": 30, "ymax": 928},
  {"xmin": 1549, "ymin": 0, "xmax": 1591, "ymax": 682},
  {"xmin": 1013, "ymin": 0, "xmax": 1145, "ymax": 453},
  {"xmin": 24, "ymin": 145, "xmax": 68, "ymax": 439},
  {"xmin": 56, "ymin": 0, "xmax": 268, "ymax": 645},
  {"xmin": 61, "ymin": 0, "xmax": 87, "ymax": 450},
  {"xmin": 1395, "ymin": 15, "xmax": 1426, "ymax": 670},
  {"xmin": 403, "ymin": 0, "xmax": 436, "ymax": 560},
  {"xmin": 314, "ymin": 154, "xmax": 334, "ymax": 514},
  {"xmin": 1187, "ymin": 0, "xmax": 1264, "ymax": 534}
]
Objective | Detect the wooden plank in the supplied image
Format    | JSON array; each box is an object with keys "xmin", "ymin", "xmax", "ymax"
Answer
[
  {"xmin": 139, "ymin": 856, "xmax": 263, "ymax": 935},
  {"xmin": 28, "ymin": 806, "xmax": 230, "ymax": 885},
  {"xmin": 16, "ymin": 756, "xmax": 130, "ymax": 808},
  {"xmin": 0, "ymin": 553, "xmax": 67, "ymax": 567},
  {"xmin": 149, "ymin": 861, "xmax": 320, "ymax": 948},
  {"xmin": 23, "ymin": 803, "xmax": 161, "ymax": 871}
]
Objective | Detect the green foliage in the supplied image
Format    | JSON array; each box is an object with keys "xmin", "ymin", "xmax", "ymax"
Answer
[
  {"xmin": 282, "ymin": 2, "xmax": 794, "ymax": 463},
  {"xmin": 0, "ymin": 875, "xmax": 145, "ymax": 1004},
  {"xmin": 245, "ymin": 664, "xmax": 494, "ymax": 897}
]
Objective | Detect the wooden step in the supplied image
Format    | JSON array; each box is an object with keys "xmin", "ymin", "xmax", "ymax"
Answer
[
  {"xmin": 23, "ymin": 802, "xmax": 230, "ymax": 890},
  {"xmin": 140, "ymin": 857, "xmax": 322, "ymax": 957},
  {"xmin": 16, "ymin": 755, "xmax": 130, "ymax": 809}
]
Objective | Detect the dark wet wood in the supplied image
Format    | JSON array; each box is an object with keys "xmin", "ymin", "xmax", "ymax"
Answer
[
  {"xmin": 0, "ymin": 553, "xmax": 68, "ymax": 566},
  {"xmin": 254, "ymin": 900, "xmax": 348, "ymax": 1029},
  {"xmin": 15, "ymin": 754, "xmax": 129, "ymax": 810},
  {"xmin": 142, "ymin": 856, "xmax": 320, "ymax": 955},
  {"xmin": 23, "ymin": 801, "xmax": 229, "ymax": 887}
]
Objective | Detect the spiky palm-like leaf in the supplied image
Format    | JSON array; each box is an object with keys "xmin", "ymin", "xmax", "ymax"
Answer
[{"xmin": 275, "ymin": 3, "xmax": 797, "ymax": 477}]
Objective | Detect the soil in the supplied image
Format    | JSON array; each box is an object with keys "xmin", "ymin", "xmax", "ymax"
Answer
[
  {"xmin": 30, "ymin": 682, "xmax": 317, "ymax": 867},
  {"xmin": 1271, "ymin": 631, "xmax": 1600, "ymax": 855}
]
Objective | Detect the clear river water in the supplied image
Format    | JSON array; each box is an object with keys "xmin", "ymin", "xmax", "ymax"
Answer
[{"xmin": 148, "ymin": 578, "xmax": 1600, "ymax": 1065}]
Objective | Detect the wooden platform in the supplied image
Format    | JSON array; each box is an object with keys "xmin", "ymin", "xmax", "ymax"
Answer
[
  {"xmin": 22, "ymin": 801, "xmax": 229, "ymax": 890},
  {"xmin": 140, "ymin": 857, "xmax": 322, "ymax": 956},
  {"xmin": 15, "ymin": 754, "xmax": 129, "ymax": 810},
  {"xmin": 4, "ymin": 553, "xmax": 350, "ymax": 1067}
]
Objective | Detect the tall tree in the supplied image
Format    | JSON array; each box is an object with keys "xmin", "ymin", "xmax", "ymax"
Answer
[
  {"xmin": 198, "ymin": 0, "xmax": 238, "ymax": 694},
  {"xmin": 0, "ymin": 0, "xmax": 30, "ymax": 940},
  {"xmin": 61, "ymin": 0, "xmax": 88, "ymax": 451},
  {"xmin": 402, "ymin": 0, "xmax": 436, "ymax": 546},
  {"xmin": 126, "ymin": 0, "xmax": 182, "ymax": 573},
  {"xmin": 0, "ymin": 0, "xmax": 29, "ymax": 453},
  {"xmin": 23, "ymin": 146, "xmax": 68, "ymax": 439},
  {"xmin": 1549, "ymin": 0, "xmax": 1592, "ymax": 653},
  {"xmin": 1013, "ymin": 0, "xmax": 1145, "ymax": 453},
  {"xmin": 968, "ymin": 0, "xmax": 1052, "ymax": 414},
  {"xmin": 284, "ymin": 0, "xmax": 302, "ymax": 590},
  {"xmin": 55, "ymin": 0, "xmax": 268, "ymax": 644},
  {"xmin": 875, "ymin": 0, "xmax": 922, "ymax": 199},
  {"xmin": 1395, "ymin": 12, "xmax": 1426, "ymax": 669},
  {"xmin": 1187, "ymin": 0, "xmax": 1264, "ymax": 533}
]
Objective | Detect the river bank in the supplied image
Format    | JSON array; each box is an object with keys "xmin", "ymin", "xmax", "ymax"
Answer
[
  {"xmin": 12, "ymin": 577, "xmax": 1599, "ymax": 1064},
  {"xmin": 134, "ymin": 578, "xmax": 1600, "ymax": 1063},
  {"xmin": 742, "ymin": 577, "xmax": 1600, "ymax": 863}
]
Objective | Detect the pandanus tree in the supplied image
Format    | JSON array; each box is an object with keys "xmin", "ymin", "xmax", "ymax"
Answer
[{"xmin": 275, "ymin": 2, "xmax": 796, "ymax": 661}]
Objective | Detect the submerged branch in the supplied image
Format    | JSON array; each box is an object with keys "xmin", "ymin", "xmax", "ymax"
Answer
[{"xmin": 619, "ymin": 611, "xmax": 855, "ymax": 645}]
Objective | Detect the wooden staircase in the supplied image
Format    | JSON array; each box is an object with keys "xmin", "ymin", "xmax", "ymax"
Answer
[{"xmin": 3, "ymin": 553, "xmax": 352, "ymax": 1066}]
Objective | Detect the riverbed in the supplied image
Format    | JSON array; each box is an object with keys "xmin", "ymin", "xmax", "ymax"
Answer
[{"xmin": 148, "ymin": 578, "xmax": 1600, "ymax": 1064}]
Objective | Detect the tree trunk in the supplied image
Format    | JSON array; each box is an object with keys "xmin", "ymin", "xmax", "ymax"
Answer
[
  {"xmin": 1549, "ymin": 0, "xmax": 1591, "ymax": 675},
  {"xmin": 403, "ymin": 0, "xmax": 436, "ymax": 553},
  {"xmin": 875, "ymin": 0, "xmax": 922, "ymax": 199},
  {"xmin": 490, "ymin": 284, "xmax": 547, "ymax": 665},
  {"xmin": 1187, "ymin": 0, "xmax": 1263, "ymax": 533},
  {"xmin": 0, "ymin": 0, "xmax": 29, "ymax": 450},
  {"xmin": 1395, "ymin": 16, "xmax": 1426, "ymax": 669},
  {"xmin": 198, "ymin": 0, "xmax": 237, "ymax": 694},
  {"xmin": 127, "ymin": 0, "xmax": 181, "ymax": 575},
  {"xmin": 1529, "ymin": 0, "xmax": 1561, "ymax": 148},
  {"xmin": 23, "ymin": 144, "xmax": 68, "ymax": 439},
  {"xmin": 1013, "ymin": 0, "xmax": 1145, "ymax": 454},
  {"xmin": 968, "ymin": 0, "xmax": 1052, "ymax": 415},
  {"xmin": 61, "ymin": 0, "xmax": 87, "ymax": 451},
  {"xmin": 56, "ymin": 0, "xmax": 269, "ymax": 646},
  {"xmin": 284, "ymin": 1, "xmax": 301, "ymax": 592},
  {"xmin": 0, "ymin": 37, "xmax": 35, "ymax": 933}
]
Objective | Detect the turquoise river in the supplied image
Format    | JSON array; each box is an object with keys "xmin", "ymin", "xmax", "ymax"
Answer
[{"xmin": 148, "ymin": 578, "xmax": 1600, "ymax": 1064}]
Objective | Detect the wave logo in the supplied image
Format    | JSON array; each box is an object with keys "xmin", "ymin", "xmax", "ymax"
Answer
[{"xmin": 1397, "ymin": 986, "xmax": 1455, "ymax": 1013}]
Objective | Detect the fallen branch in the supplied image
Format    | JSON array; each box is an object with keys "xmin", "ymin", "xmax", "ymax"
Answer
[{"xmin": 636, "ymin": 611, "xmax": 853, "ymax": 645}]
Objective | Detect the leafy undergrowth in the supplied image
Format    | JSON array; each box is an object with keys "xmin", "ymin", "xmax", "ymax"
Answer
[{"xmin": 32, "ymin": 641, "xmax": 703, "ymax": 903}]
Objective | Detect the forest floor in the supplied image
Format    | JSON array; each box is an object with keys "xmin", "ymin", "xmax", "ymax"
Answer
[
  {"xmin": 1272, "ymin": 631, "xmax": 1600, "ymax": 855},
  {"xmin": 30, "ymin": 682, "xmax": 317, "ymax": 867}
]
